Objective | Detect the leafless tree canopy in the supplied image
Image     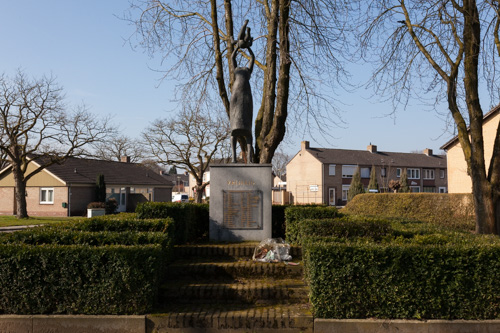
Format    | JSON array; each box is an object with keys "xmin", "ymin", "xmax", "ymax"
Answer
[
  {"xmin": 357, "ymin": 0, "xmax": 500, "ymax": 234},
  {"xmin": 142, "ymin": 105, "xmax": 230, "ymax": 202},
  {"xmin": 124, "ymin": 0, "xmax": 353, "ymax": 163},
  {"xmin": 0, "ymin": 70, "xmax": 115, "ymax": 218},
  {"xmin": 90, "ymin": 135, "xmax": 145, "ymax": 163}
]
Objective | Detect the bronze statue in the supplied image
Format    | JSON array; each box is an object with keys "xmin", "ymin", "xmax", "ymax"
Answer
[{"xmin": 230, "ymin": 20, "xmax": 254, "ymax": 163}]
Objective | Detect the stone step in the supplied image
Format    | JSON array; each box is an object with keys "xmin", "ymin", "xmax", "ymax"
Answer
[
  {"xmin": 173, "ymin": 243, "xmax": 302, "ymax": 260},
  {"xmin": 164, "ymin": 260, "xmax": 304, "ymax": 281},
  {"xmin": 159, "ymin": 279, "xmax": 309, "ymax": 305},
  {"xmin": 147, "ymin": 303, "xmax": 313, "ymax": 333}
]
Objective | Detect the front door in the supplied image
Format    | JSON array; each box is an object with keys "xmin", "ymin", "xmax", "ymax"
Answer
[
  {"xmin": 328, "ymin": 188, "xmax": 336, "ymax": 206},
  {"xmin": 118, "ymin": 187, "xmax": 127, "ymax": 212}
]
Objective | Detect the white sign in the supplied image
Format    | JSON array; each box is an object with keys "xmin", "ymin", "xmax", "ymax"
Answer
[{"xmin": 309, "ymin": 185, "xmax": 319, "ymax": 192}]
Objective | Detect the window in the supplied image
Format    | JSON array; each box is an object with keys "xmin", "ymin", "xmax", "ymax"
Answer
[
  {"xmin": 423, "ymin": 169, "xmax": 435, "ymax": 179},
  {"xmin": 407, "ymin": 168, "xmax": 420, "ymax": 179},
  {"xmin": 440, "ymin": 169, "xmax": 446, "ymax": 179},
  {"xmin": 410, "ymin": 186, "xmax": 421, "ymax": 193},
  {"xmin": 396, "ymin": 168, "xmax": 401, "ymax": 178},
  {"xmin": 328, "ymin": 164, "xmax": 336, "ymax": 176},
  {"xmin": 439, "ymin": 187, "xmax": 447, "ymax": 193},
  {"xmin": 360, "ymin": 167, "xmax": 370, "ymax": 178},
  {"xmin": 342, "ymin": 165, "xmax": 356, "ymax": 178},
  {"xmin": 342, "ymin": 185, "xmax": 350, "ymax": 201},
  {"xmin": 381, "ymin": 168, "xmax": 386, "ymax": 177},
  {"xmin": 40, "ymin": 188, "xmax": 54, "ymax": 204},
  {"xmin": 423, "ymin": 186, "xmax": 435, "ymax": 193}
]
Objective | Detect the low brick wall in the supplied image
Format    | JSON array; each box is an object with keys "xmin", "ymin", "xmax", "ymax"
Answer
[{"xmin": 314, "ymin": 319, "xmax": 500, "ymax": 333}]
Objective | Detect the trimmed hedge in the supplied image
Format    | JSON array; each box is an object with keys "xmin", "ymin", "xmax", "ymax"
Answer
[
  {"xmin": 343, "ymin": 193, "xmax": 475, "ymax": 232},
  {"xmin": 272, "ymin": 205, "xmax": 289, "ymax": 239},
  {"xmin": 56, "ymin": 215, "xmax": 174, "ymax": 233},
  {"xmin": 304, "ymin": 239, "xmax": 500, "ymax": 319},
  {"xmin": 0, "ymin": 244, "xmax": 164, "ymax": 314},
  {"xmin": 135, "ymin": 202, "xmax": 209, "ymax": 244},
  {"xmin": 285, "ymin": 206, "xmax": 341, "ymax": 244},
  {"xmin": 297, "ymin": 216, "xmax": 392, "ymax": 244}
]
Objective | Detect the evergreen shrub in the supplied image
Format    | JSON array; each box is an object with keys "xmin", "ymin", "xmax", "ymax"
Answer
[
  {"xmin": 284, "ymin": 206, "xmax": 341, "ymax": 244},
  {"xmin": 0, "ymin": 244, "xmax": 164, "ymax": 314},
  {"xmin": 135, "ymin": 202, "xmax": 209, "ymax": 244},
  {"xmin": 304, "ymin": 238, "xmax": 500, "ymax": 319},
  {"xmin": 57, "ymin": 215, "xmax": 174, "ymax": 233},
  {"xmin": 343, "ymin": 193, "xmax": 475, "ymax": 231}
]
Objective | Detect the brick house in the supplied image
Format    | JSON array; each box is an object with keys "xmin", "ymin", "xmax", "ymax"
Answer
[
  {"xmin": 287, "ymin": 141, "xmax": 448, "ymax": 206},
  {"xmin": 440, "ymin": 104, "xmax": 500, "ymax": 193},
  {"xmin": 0, "ymin": 156, "xmax": 173, "ymax": 216}
]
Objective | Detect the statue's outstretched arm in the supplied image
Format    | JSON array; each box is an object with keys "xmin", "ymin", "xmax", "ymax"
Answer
[
  {"xmin": 231, "ymin": 45, "xmax": 239, "ymax": 69},
  {"xmin": 248, "ymin": 48, "xmax": 255, "ymax": 74}
]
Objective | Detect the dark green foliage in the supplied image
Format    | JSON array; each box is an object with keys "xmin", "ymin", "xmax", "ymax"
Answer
[
  {"xmin": 168, "ymin": 166, "xmax": 177, "ymax": 174},
  {"xmin": 297, "ymin": 216, "xmax": 392, "ymax": 244},
  {"xmin": 135, "ymin": 202, "xmax": 209, "ymax": 244},
  {"xmin": 95, "ymin": 174, "xmax": 106, "ymax": 202},
  {"xmin": 0, "ymin": 244, "xmax": 164, "ymax": 314},
  {"xmin": 56, "ymin": 215, "xmax": 175, "ymax": 233},
  {"xmin": 368, "ymin": 166, "xmax": 379, "ymax": 191},
  {"xmin": 347, "ymin": 167, "xmax": 364, "ymax": 202},
  {"xmin": 272, "ymin": 205, "xmax": 289, "ymax": 238},
  {"xmin": 284, "ymin": 205, "xmax": 341, "ymax": 244},
  {"xmin": 304, "ymin": 239, "xmax": 500, "ymax": 319},
  {"xmin": 105, "ymin": 198, "xmax": 118, "ymax": 214},
  {"xmin": 343, "ymin": 193, "xmax": 475, "ymax": 232}
]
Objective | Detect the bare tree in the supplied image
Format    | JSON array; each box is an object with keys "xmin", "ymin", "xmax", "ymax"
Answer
[
  {"xmin": 124, "ymin": 0, "xmax": 351, "ymax": 163},
  {"xmin": 0, "ymin": 71, "xmax": 115, "ymax": 218},
  {"xmin": 359, "ymin": 0, "xmax": 500, "ymax": 234},
  {"xmin": 142, "ymin": 105, "xmax": 230, "ymax": 203},
  {"xmin": 91, "ymin": 135, "xmax": 144, "ymax": 162},
  {"xmin": 0, "ymin": 149, "xmax": 8, "ymax": 170},
  {"xmin": 272, "ymin": 149, "xmax": 291, "ymax": 182}
]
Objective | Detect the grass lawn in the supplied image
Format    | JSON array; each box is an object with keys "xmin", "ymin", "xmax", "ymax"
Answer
[{"xmin": 0, "ymin": 215, "xmax": 82, "ymax": 227}]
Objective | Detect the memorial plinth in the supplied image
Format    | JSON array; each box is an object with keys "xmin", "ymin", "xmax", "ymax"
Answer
[{"xmin": 209, "ymin": 164, "xmax": 272, "ymax": 242}]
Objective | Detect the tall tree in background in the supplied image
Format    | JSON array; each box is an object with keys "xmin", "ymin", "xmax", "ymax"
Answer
[
  {"xmin": 359, "ymin": 0, "xmax": 500, "ymax": 234},
  {"xmin": 0, "ymin": 71, "xmax": 114, "ymax": 218},
  {"xmin": 125, "ymin": 0, "xmax": 351, "ymax": 163},
  {"xmin": 399, "ymin": 168, "xmax": 410, "ymax": 193},
  {"xmin": 368, "ymin": 166, "xmax": 379, "ymax": 192},
  {"xmin": 142, "ymin": 105, "xmax": 230, "ymax": 203},
  {"xmin": 91, "ymin": 135, "xmax": 144, "ymax": 163}
]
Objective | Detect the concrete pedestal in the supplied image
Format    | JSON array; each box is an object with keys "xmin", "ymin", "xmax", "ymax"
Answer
[{"xmin": 209, "ymin": 164, "xmax": 272, "ymax": 242}]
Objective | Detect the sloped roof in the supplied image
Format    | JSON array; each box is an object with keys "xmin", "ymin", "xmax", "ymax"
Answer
[
  {"xmin": 306, "ymin": 148, "xmax": 446, "ymax": 168},
  {"xmin": 38, "ymin": 156, "xmax": 172, "ymax": 187},
  {"xmin": 440, "ymin": 104, "xmax": 500, "ymax": 150}
]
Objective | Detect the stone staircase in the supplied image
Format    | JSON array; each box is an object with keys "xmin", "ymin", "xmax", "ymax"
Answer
[{"xmin": 147, "ymin": 243, "xmax": 313, "ymax": 333}]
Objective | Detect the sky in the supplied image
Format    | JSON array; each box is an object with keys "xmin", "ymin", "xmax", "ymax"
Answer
[{"xmin": 0, "ymin": 1, "xmax": 468, "ymax": 158}]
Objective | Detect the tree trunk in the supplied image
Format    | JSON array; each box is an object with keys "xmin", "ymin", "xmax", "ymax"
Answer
[
  {"xmin": 194, "ymin": 182, "xmax": 207, "ymax": 203},
  {"xmin": 12, "ymin": 163, "xmax": 28, "ymax": 219}
]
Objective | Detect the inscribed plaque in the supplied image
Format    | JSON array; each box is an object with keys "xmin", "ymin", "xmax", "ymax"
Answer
[{"xmin": 223, "ymin": 190, "xmax": 262, "ymax": 229}]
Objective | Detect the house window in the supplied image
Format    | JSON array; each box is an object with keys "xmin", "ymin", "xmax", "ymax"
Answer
[
  {"xmin": 423, "ymin": 186, "xmax": 435, "ymax": 193},
  {"xmin": 342, "ymin": 165, "xmax": 356, "ymax": 178},
  {"xmin": 360, "ymin": 167, "xmax": 370, "ymax": 178},
  {"xmin": 423, "ymin": 169, "xmax": 435, "ymax": 179},
  {"xmin": 40, "ymin": 188, "xmax": 54, "ymax": 204},
  {"xmin": 329, "ymin": 164, "xmax": 336, "ymax": 176},
  {"xmin": 407, "ymin": 168, "xmax": 420, "ymax": 179},
  {"xmin": 410, "ymin": 186, "xmax": 421, "ymax": 193},
  {"xmin": 439, "ymin": 187, "xmax": 447, "ymax": 193},
  {"xmin": 440, "ymin": 169, "xmax": 446, "ymax": 179},
  {"xmin": 396, "ymin": 168, "xmax": 401, "ymax": 178},
  {"xmin": 381, "ymin": 168, "xmax": 386, "ymax": 177},
  {"xmin": 342, "ymin": 185, "xmax": 350, "ymax": 201}
]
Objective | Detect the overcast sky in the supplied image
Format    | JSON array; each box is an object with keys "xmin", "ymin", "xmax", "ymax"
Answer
[{"xmin": 0, "ymin": 0, "xmax": 476, "ymax": 157}]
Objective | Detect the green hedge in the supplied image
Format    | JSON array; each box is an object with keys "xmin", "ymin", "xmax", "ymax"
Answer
[
  {"xmin": 56, "ymin": 215, "xmax": 174, "ymax": 233},
  {"xmin": 343, "ymin": 193, "xmax": 475, "ymax": 232},
  {"xmin": 272, "ymin": 205, "xmax": 289, "ymax": 239},
  {"xmin": 135, "ymin": 202, "xmax": 209, "ymax": 244},
  {"xmin": 285, "ymin": 206, "xmax": 341, "ymax": 244},
  {"xmin": 297, "ymin": 216, "xmax": 392, "ymax": 245},
  {"xmin": 0, "ymin": 244, "xmax": 164, "ymax": 315},
  {"xmin": 304, "ymin": 239, "xmax": 500, "ymax": 319}
]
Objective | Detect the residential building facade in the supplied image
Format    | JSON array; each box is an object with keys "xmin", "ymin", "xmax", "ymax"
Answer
[
  {"xmin": 440, "ymin": 104, "xmax": 500, "ymax": 193},
  {"xmin": 287, "ymin": 141, "xmax": 448, "ymax": 206},
  {"xmin": 0, "ymin": 156, "xmax": 173, "ymax": 216}
]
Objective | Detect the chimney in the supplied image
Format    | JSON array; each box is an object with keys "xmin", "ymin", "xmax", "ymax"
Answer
[
  {"xmin": 120, "ymin": 156, "xmax": 131, "ymax": 163},
  {"xmin": 301, "ymin": 141, "xmax": 310, "ymax": 151},
  {"xmin": 367, "ymin": 144, "xmax": 377, "ymax": 153},
  {"xmin": 423, "ymin": 148, "xmax": 433, "ymax": 156}
]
